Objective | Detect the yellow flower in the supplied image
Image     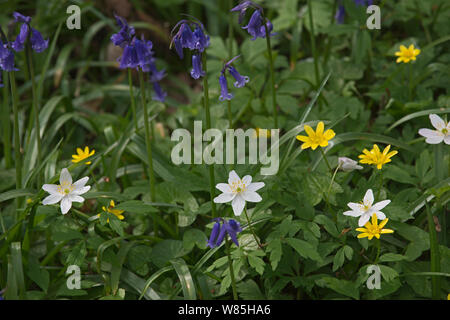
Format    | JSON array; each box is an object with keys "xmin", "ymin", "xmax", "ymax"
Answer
[
  {"xmin": 72, "ymin": 146, "xmax": 95, "ymax": 165},
  {"xmin": 395, "ymin": 44, "xmax": 420, "ymax": 63},
  {"xmin": 296, "ymin": 121, "xmax": 335, "ymax": 150},
  {"xmin": 98, "ymin": 200, "xmax": 125, "ymax": 223},
  {"xmin": 356, "ymin": 214, "xmax": 394, "ymax": 240},
  {"xmin": 358, "ymin": 144, "xmax": 398, "ymax": 170}
]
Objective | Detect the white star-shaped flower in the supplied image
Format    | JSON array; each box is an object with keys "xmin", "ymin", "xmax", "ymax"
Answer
[
  {"xmin": 42, "ymin": 168, "xmax": 91, "ymax": 214},
  {"xmin": 338, "ymin": 157, "xmax": 363, "ymax": 172},
  {"xmin": 418, "ymin": 114, "xmax": 450, "ymax": 145},
  {"xmin": 343, "ymin": 189, "xmax": 390, "ymax": 226},
  {"xmin": 213, "ymin": 170, "xmax": 264, "ymax": 216}
]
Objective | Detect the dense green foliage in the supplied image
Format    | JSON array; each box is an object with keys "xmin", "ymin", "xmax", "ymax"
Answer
[{"xmin": 0, "ymin": 0, "xmax": 449, "ymax": 300}]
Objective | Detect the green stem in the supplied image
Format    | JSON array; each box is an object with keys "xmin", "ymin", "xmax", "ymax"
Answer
[
  {"xmin": 10, "ymin": 71, "xmax": 23, "ymax": 211},
  {"xmin": 307, "ymin": 0, "xmax": 320, "ymax": 87},
  {"xmin": 262, "ymin": 15, "xmax": 278, "ymax": 129},
  {"xmin": 327, "ymin": 163, "xmax": 340, "ymax": 222},
  {"xmin": 243, "ymin": 207, "xmax": 262, "ymax": 248},
  {"xmin": 319, "ymin": 147, "xmax": 332, "ymax": 171},
  {"xmin": 408, "ymin": 63, "xmax": 412, "ymax": 101},
  {"xmin": 138, "ymin": 70, "xmax": 157, "ymax": 233},
  {"xmin": 128, "ymin": 68, "xmax": 138, "ymax": 131},
  {"xmin": 376, "ymin": 170, "xmax": 384, "ymax": 200},
  {"xmin": 374, "ymin": 238, "xmax": 381, "ymax": 265},
  {"xmin": 2, "ymin": 71, "xmax": 12, "ymax": 168},
  {"xmin": 425, "ymin": 201, "xmax": 440, "ymax": 299},
  {"xmin": 202, "ymin": 52, "xmax": 217, "ymax": 218},
  {"xmin": 225, "ymin": 237, "xmax": 238, "ymax": 300},
  {"xmin": 25, "ymin": 43, "xmax": 42, "ymax": 187}
]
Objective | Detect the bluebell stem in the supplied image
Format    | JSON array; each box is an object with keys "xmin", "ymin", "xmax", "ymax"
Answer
[
  {"xmin": 190, "ymin": 54, "xmax": 205, "ymax": 79},
  {"xmin": 11, "ymin": 12, "xmax": 48, "ymax": 53},
  {"xmin": 219, "ymin": 74, "xmax": 233, "ymax": 101},
  {"xmin": 207, "ymin": 218, "xmax": 242, "ymax": 248}
]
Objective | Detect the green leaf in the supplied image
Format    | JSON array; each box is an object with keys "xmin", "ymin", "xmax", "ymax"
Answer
[
  {"xmin": 316, "ymin": 277, "xmax": 359, "ymax": 300},
  {"xmin": 267, "ymin": 238, "xmax": 282, "ymax": 271},
  {"xmin": 170, "ymin": 258, "xmax": 197, "ymax": 300},
  {"xmin": 0, "ymin": 189, "xmax": 35, "ymax": 203},
  {"xmin": 27, "ymin": 257, "xmax": 50, "ymax": 293},
  {"xmin": 236, "ymin": 279, "xmax": 265, "ymax": 300},
  {"xmin": 114, "ymin": 200, "xmax": 158, "ymax": 214},
  {"xmin": 314, "ymin": 214, "xmax": 340, "ymax": 238},
  {"xmin": 183, "ymin": 229, "xmax": 208, "ymax": 251},
  {"xmin": 150, "ymin": 240, "xmax": 187, "ymax": 268},
  {"xmin": 66, "ymin": 241, "xmax": 87, "ymax": 266},
  {"xmin": 379, "ymin": 253, "xmax": 408, "ymax": 263},
  {"xmin": 285, "ymin": 238, "xmax": 322, "ymax": 262},
  {"xmin": 247, "ymin": 252, "xmax": 265, "ymax": 275},
  {"xmin": 332, "ymin": 247, "xmax": 345, "ymax": 272}
]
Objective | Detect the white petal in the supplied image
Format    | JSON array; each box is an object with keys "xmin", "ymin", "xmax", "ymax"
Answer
[
  {"xmin": 363, "ymin": 189, "xmax": 374, "ymax": 206},
  {"xmin": 231, "ymin": 196, "xmax": 246, "ymax": 216},
  {"xmin": 216, "ymin": 183, "xmax": 232, "ymax": 193},
  {"xmin": 42, "ymin": 194, "xmax": 63, "ymax": 205},
  {"xmin": 73, "ymin": 176, "xmax": 89, "ymax": 189},
  {"xmin": 242, "ymin": 190, "xmax": 262, "ymax": 203},
  {"xmin": 60, "ymin": 168, "xmax": 72, "ymax": 186},
  {"xmin": 375, "ymin": 211, "xmax": 386, "ymax": 220},
  {"xmin": 444, "ymin": 135, "xmax": 450, "ymax": 145},
  {"xmin": 418, "ymin": 129, "xmax": 444, "ymax": 144},
  {"xmin": 343, "ymin": 210, "xmax": 361, "ymax": 217},
  {"xmin": 347, "ymin": 202, "xmax": 363, "ymax": 212},
  {"xmin": 371, "ymin": 200, "xmax": 391, "ymax": 212},
  {"xmin": 213, "ymin": 192, "xmax": 235, "ymax": 203},
  {"xmin": 246, "ymin": 182, "xmax": 265, "ymax": 192},
  {"xmin": 358, "ymin": 214, "xmax": 371, "ymax": 227},
  {"xmin": 430, "ymin": 114, "xmax": 445, "ymax": 131},
  {"xmin": 242, "ymin": 175, "xmax": 252, "ymax": 187},
  {"xmin": 69, "ymin": 194, "xmax": 85, "ymax": 203},
  {"xmin": 60, "ymin": 197, "xmax": 72, "ymax": 214},
  {"xmin": 72, "ymin": 185, "xmax": 91, "ymax": 195},
  {"xmin": 228, "ymin": 170, "xmax": 241, "ymax": 185},
  {"xmin": 42, "ymin": 184, "xmax": 59, "ymax": 194}
]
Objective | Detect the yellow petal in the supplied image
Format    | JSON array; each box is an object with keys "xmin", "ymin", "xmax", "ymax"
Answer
[
  {"xmin": 84, "ymin": 146, "xmax": 89, "ymax": 154},
  {"xmin": 316, "ymin": 122, "xmax": 324, "ymax": 135},
  {"xmin": 379, "ymin": 218, "xmax": 389, "ymax": 229},
  {"xmin": 356, "ymin": 228, "xmax": 368, "ymax": 232},
  {"xmin": 399, "ymin": 45, "xmax": 407, "ymax": 52},
  {"xmin": 89, "ymin": 149, "xmax": 95, "ymax": 156},
  {"xmin": 323, "ymin": 129, "xmax": 335, "ymax": 140},
  {"xmin": 319, "ymin": 140, "xmax": 329, "ymax": 147},
  {"xmin": 296, "ymin": 135, "xmax": 309, "ymax": 142},
  {"xmin": 368, "ymin": 234, "xmax": 374, "ymax": 240},
  {"xmin": 110, "ymin": 200, "xmax": 115, "ymax": 207},
  {"xmin": 380, "ymin": 228, "xmax": 394, "ymax": 234},
  {"xmin": 408, "ymin": 44, "xmax": 414, "ymax": 51},
  {"xmin": 304, "ymin": 125, "xmax": 315, "ymax": 137},
  {"xmin": 371, "ymin": 214, "xmax": 378, "ymax": 226},
  {"xmin": 414, "ymin": 49, "xmax": 420, "ymax": 56},
  {"xmin": 77, "ymin": 148, "xmax": 83, "ymax": 155},
  {"xmin": 383, "ymin": 145, "xmax": 391, "ymax": 155},
  {"xmin": 311, "ymin": 143, "xmax": 319, "ymax": 150},
  {"xmin": 357, "ymin": 233, "xmax": 369, "ymax": 239},
  {"xmin": 375, "ymin": 233, "xmax": 380, "ymax": 239},
  {"xmin": 301, "ymin": 142, "xmax": 311, "ymax": 150},
  {"xmin": 396, "ymin": 57, "xmax": 403, "ymax": 63}
]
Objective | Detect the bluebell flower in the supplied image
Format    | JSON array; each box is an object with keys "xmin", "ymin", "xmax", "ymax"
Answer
[
  {"xmin": 119, "ymin": 44, "xmax": 138, "ymax": 69},
  {"xmin": 230, "ymin": 1, "xmax": 257, "ymax": 24},
  {"xmin": 152, "ymin": 82, "xmax": 167, "ymax": 102},
  {"xmin": 335, "ymin": 5, "xmax": 345, "ymax": 24},
  {"xmin": 111, "ymin": 14, "xmax": 135, "ymax": 48},
  {"xmin": 134, "ymin": 38, "xmax": 154, "ymax": 71},
  {"xmin": 219, "ymin": 74, "xmax": 233, "ymax": 101},
  {"xmin": 228, "ymin": 66, "xmax": 249, "ymax": 88},
  {"xmin": 11, "ymin": 12, "xmax": 48, "ymax": 53},
  {"xmin": 241, "ymin": 9, "xmax": 274, "ymax": 40},
  {"xmin": 207, "ymin": 218, "xmax": 242, "ymax": 248},
  {"xmin": 0, "ymin": 42, "xmax": 19, "ymax": 72},
  {"xmin": 190, "ymin": 54, "xmax": 205, "ymax": 79},
  {"xmin": 170, "ymin": 19, "xmax": 209, "ymax": 60}
]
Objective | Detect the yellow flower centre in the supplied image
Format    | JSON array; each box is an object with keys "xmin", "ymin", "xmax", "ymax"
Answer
[
  {"xmin": 230, "ymin": 180, "xmax": 246, "ymax": 194},
  {"xmin": 64, "ymin": 188, "xmax": 70, "ymax": 194},
  {"xmin": 442, "ymin": 128, "xmax": 448, "ymax": 135},
  {"xmin": 359, "ymin": 201, "xmax": 370, "ymax": 211}
]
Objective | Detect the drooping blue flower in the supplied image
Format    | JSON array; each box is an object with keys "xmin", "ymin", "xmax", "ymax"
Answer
[
  {"xmin": 230, "ymin": 1, "xmax": 257, "ymax": 24},
  {"xmin": 111, "ymin": 14, "xmax": 135, "ymax": 48},
  {"xmin": 119, "ymin": 44, "xmax": 138, "ymax": 69},
  {"xmin": 219, "ymin": 74, "xmax": 233, "ymax": 101},
  {"xmin": 335, "ymin": 5, "xmax": 345, "ymax": 24},
  {"xmin": 207, "ymin": 218, "xmax": 242, "ymax": 248},
  {"xmin": 228, "ymin": 66, "xmax": 249, "ymax": 88},
  {"xmin": 241, "ymin": 9, "xmax": 274, "ymax": 40},
  {"xmin": 11, "ymin": 12, "xmax": 48, "ymax": 53},
  {"xmin": 193, "ymin": 25, "xmax": 210, "ymax": 52},
  {"xmin": 152, "ymin": 82, "xmax": 167, "ymax": 102},
  {"xmin": 190, "ymin": 54, "xmax": 205, "ymax": 79},
  {"xmin": 0, "ymin": 42, "xmax": 19, "ymax": 72},
  {"xmin": 170, "ymin": 19, "xmax": 210, "ymax": 60},
  {"xmin": 134, "ymin": 38, "xmax": 154, "ymax": 71}
]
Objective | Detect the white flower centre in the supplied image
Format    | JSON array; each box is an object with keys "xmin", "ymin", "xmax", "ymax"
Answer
[
  {"xmin": 442, "ymin": 128, "xmax": 448, "ymax": 135},
  {"xmin": 360, "ymin": 201, "xmax": 371, "ymax": 212},
  {"xmin": 230, "ymin": 180, "xmax": 246, "ymax": 194},
  {"xmin": 58, "ymin": 183, "xmax": 73, "ymax": 195}
]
